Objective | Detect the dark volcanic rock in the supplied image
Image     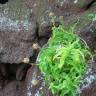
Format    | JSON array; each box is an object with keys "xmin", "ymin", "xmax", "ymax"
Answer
[
  {"xmin": 26, "ymin": 0, "xmax": 96, "ymax": 38},
  {"xmin": 0, "ymin": 0, "xmax": 96, "ymax": 96},
  {"xmin": 0, "ymin": 0, "xmax": 37, "ymax": 64},
  {"xmin": 2, "ymin": 80, "xmax": 25, "ymax": 96},
  {"xmin": 81, "ymin": 81, "xmax": 96, "ymax": 96},
  {"xmin": 79, "ymin": 21, "xmax": 96, "ymax": 51},
  {"xmin": 25, "ymin": 66, "xmax": 52, "ymax": 96}
]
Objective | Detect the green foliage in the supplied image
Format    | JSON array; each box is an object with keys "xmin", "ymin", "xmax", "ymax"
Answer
[
  {"xmin": 88, "ymin": 13, "xmax": 96, "ymax": 21},
  {"xmin": 39, "ymin": 24, "xmax": 90, "ymax": 96}
]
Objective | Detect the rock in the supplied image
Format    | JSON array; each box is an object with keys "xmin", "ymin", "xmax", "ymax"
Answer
[
  {"xmin": 0, "ymin": 0, "xmax": 96, "ymax": 96},
  {"xmin": 16, "ymin": 64, "xmax": 31, "ymax": 81},
  {"xmin": 78, "ymin": 57, "xmax": 96, "ymax": 96},
  {"xmin": 25, "ymin": 66, "xmax": 52, "ymax": 96},
  {"xmin": 80, "ymin": 80, "xmax": 96, "ymax": 96},
  {"xmin": 79, "ymin": 21, "xmax": 96, "ymax": 51},
  {"xmin": 26, "ymin": 0, "xmax": 96, "ymax": 38},
  {"xmin": 0, "ymin": 0, "xmax": 37, "ymax": 64},
  {"xmin": 38, "ymin": 37, "xmax": 48, "ymax": 47},
  {"xmin": 0, "ymin": 63, "xmax": 31, "ymax": 82},
  {"xmin": 26, "ymin": 0, "xmax": 95, "ymax": 18},
  {"xmin": 3, "ymin": 80, "xmax": 25, "ymax": 96},
  {"xmin": 0, "ymin": 0, "xmax": 8, "ymax": 4}
]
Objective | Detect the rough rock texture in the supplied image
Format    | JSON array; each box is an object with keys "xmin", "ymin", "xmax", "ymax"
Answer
[
  {"xmin": 25, "ymin": 66, "xmax": 52, "ymax": 96},
  {"xmin": 0, "ymin": 80, "xmax": 25, "ymax": 96},
  {"xmin": 25, "ymin": 0, "xmax": 96, "ymax": 42},
  {"xmin": 0, "ymin": 0, "xmax": 96, "ymax": 96},
  {"xmin": 79, "ymin": 21, "xmax": 96, "ymax": 51},
  {"xmin": 81, "ymin": 81, "xmax": 96, "ymax": 96},
  {"xmin": 0, "ymin": 0, "xmax": 37, "ymax": 64}
]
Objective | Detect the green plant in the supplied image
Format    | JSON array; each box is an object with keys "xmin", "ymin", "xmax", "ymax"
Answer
[
  {"xmin": 88, "ymin": 13, "xmax": 96, "ymax": 21},
  {"xmin": 39, "ymin": 24, "xmax": 90, "ymax": 96}
]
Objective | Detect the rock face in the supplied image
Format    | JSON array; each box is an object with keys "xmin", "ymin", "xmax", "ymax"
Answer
[
  {"xmin": 0, "ymin": 0, "xmax": 37, "ymax": 64},
  {"xmin": 0, "ymin": 0, "xmax": 96, "ymax": 96},
  {"xmin": 79, "ymin": 21, "xmax": 96, "ymax": 51},
  {"xmin": 25, "ymin": 66, "xmax": 52, "ymax": 96},
  {"xmin": 26, "ymin": 0, "xmax": 95, "ymax": 38},
  {"xmin": 0, "ymin": 0, "xmax": 38, "ymax": 94}
]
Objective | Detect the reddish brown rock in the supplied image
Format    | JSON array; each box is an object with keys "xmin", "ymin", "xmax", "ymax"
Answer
[
  {"xmin": 26, "ymin": 0, "xmax": 95, "ymax": 38},
  {"xmin": 0, "ymin": 0, "xmax": 96, "ymax": 96},
  {"xmin": 79, "ymin": 21, "xmax": 96, "ymax": 51},
  {"xmin": 0, "ymin": 0, "xmax": 37, "ymax": 64},
  {"xmin": 81, "ymin": 81, "xmax": 96, "ymax": 96},
  {"xmin": 25, "ymin": 66, "xmax": 52, "ymax": 96}
]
